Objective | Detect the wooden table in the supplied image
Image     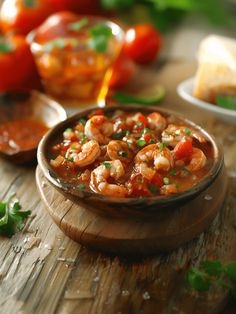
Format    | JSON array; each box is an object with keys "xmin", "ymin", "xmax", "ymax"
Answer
[{"xmin": 1, "ymin": 60, "xmax": 236, "ymax": 314}]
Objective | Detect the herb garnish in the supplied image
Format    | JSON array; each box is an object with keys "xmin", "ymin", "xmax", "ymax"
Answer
[
  {"xmin": 68, "ymin": 18, "xmax": 88, "ymax": 31},
  {"xmin": 163, "ymin": 177, "xmax": 169, "ymax": 185},
  {"xmin": 79, "ymin": 118, "xmax": 87, "ymax": 126},
  {"xmin": 77, "ymin": 183, "xmax": 85, "ymax": 191},
  {"xmin": 148, "ymin": 184, "xmax": 159, "ymax": 194},
  {"xmin": 0, "ymin": 36, "xmax": 14, "ymax": 53},
  {"xmin": 88, "ymin": 24, "xmax": 112, "ymax": 53},
  {"xmin": 0, "ymin": 194, "xmax": 31, "ymax": 237},
  {"xmin": 216, "ymin": 95, "xmax": 236, "ymax": 111},
  {"xmin": 184, "ymin": 128, "xmax": 191, "ymax": 136},
  {"xmin": 136, "ymin": 139, "xmax": 146, "ymax": 147},
  {"xmin": 101, "ymin": 162, "xmax": 112, "ymax": 168},
  {"xmin": 169, "ymin": 169, "xmax": 177, "ymax": 176},
  {"xmin": 159, "ymin": 142, "xmax": 168, "ymax": 151},
  {"xmin": 113, "ymin": 130, "xmax": 126, "ymax": 140},
  {"xmin": 186, "ymin": 260, "xmax": 236, "ymax": 297},
  {"xmin": 44, "ymin": 38, "xmax": 78, "ymax": 52}
]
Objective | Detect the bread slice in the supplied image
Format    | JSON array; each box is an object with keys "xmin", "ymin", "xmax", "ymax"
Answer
[{"xmin": 193, "ymin": 35, "xmax": 236, "ymax": 103}]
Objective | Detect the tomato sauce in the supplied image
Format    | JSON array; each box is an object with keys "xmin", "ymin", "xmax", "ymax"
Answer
[
  {"xmin": 0, "ymin": 118, "xmax": 48, "ymax": 153},
  {"xmin": 50, "ymin": 109, "xmax": 214, "ymax": 198}
]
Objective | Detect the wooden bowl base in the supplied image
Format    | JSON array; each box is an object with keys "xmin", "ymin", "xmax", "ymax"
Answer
[{"xmin": 36, "ymin": 166, "xmax": 227, "ymax": 255}]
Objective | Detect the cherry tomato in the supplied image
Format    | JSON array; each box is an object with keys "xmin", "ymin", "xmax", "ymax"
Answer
[
  {"xmin": 109, "ymin": 54, "xmax": 136, "ymax": 89},
  {"xmin": 0, "ymin": 0, "xmax": 54, "ymax": 35},
  {"xmin": 173, "ymin": 137, "xmax": 193, "ymax": 161},
  {"xmin": 0, "ymin": 34, "xmax": 37, "ymax": 91},
  {"xmin": 124, "ymin": 23, "xmax": 162, "ymax": 64}
]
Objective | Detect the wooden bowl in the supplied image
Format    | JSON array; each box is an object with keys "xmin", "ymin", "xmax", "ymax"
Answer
[
  {"xmin": 0, "ymin": 90, "xmax": 67, "ymax": 164},
  {"xmin": 38, "ymin": 105, "xmax": 225, "ymax": 217},
  {"xmin": 37, "ymin": 105, "xmax": 227, "ymax": 254}
]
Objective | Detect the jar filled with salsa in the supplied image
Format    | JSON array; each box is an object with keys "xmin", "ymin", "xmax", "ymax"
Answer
[{"xmin": 27, "ymin": 12, "xmax": 124, "ymax": 107}]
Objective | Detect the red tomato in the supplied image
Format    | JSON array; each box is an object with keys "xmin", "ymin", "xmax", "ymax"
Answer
[
  {"xmin": 128, "ymin": 173, "xmax": 151, "ymax": 197},
  {"xmin": 49, "ymin": 0, "xmax": 100, "ymax": 14},
  {"xmin": 173, "ymin": 137, "xmax": 193, "ymax": 161},
  {"xmin": 109, "ymin": 54, "xmax": 136, "ymax": 89},
  {"xmin": 0, "ymin": 0, "xmax": 54, "ymax": 35},
  {"xmin": 0, "ymin": 34, "xmax": 37, "ymax": 91},
  {"xmin": 124, "ymin": 23, "xmax": 162, "ymax": 64}
]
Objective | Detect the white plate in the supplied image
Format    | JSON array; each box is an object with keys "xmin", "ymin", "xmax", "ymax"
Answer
[{"xmin": 177, "ymin": 77, "xmax": 236, "ymax": 125}]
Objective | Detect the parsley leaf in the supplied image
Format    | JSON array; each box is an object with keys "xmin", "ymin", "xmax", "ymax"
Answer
[
  {"xmin": 101, "ymin": 162, "xmax": 112, "ymax": 168},
  {"xmin": 0, "ymin": 194, "xmax": 31, "ymax": 237},
  {"xmin": 68, "ymin": 18, "xmax": 88, "ymax": 31},
  {"xmin": 216, "ymin": 95, "xmax": 236, "ymax": 111},
  {"xmin": 185, "ymin": 268, "xmax": 211, "ymax": 292},
  {"xmin": 136, "ymin": 139, "xmax": 146, "ymax": 147},
  {"xmin": 88, "ymin": 24, "xmax": 112, "ymax": 53}
]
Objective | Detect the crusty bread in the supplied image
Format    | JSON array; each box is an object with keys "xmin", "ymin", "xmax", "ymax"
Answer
[{"xmin": 193, "ymin": 35, "xmax": 236, "ymax": 103}]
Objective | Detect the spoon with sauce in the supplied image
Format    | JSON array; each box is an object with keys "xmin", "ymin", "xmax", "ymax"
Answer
[{"xmin": 0, "ymin": 90, "xmax": 66, "ymax": 164}]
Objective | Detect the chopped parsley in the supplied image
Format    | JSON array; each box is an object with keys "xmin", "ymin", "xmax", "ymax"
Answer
[
  {"xmin": 101, "ymin": 162, "xmax": 112, "ymax": 168},
  {"xmin": 113, "ymin": 130, "xmax": 126, "ymax": 140},
  {"xmin": 64, "ymin": 128, "xmax": 73, "ymax": 133},
  {"xmin": 79, "ymin": 118, "xmax": 87, "ymax": 126},
  {"xmin": 44, "ymin": 38, "xmax": 78, "ymax": 52},
  {"xmin": 77, "ymin": 183, "xmax": 85, "ymax": 191},
  {"xmin": 169, "ymin": 169, "xmax": 177, "ymax": 176},
  {"xmin": 184, "ymin": 128, "xmax": 191, "ymax": 136},
  {"xmin": 65, "ymin": 157, "xmax": 74, "ymax": 162},
  {"xmin": 79, "ymin": 132, "xmax": 87, "ymax": 143},
  {"xmin": 68, "ymin": 18, "xmax": 88, "ymax": 31},
  {"xmin": 163, "ymin": 177, "xmax": 169, "ymax": 185},
  {"xmin": 159, "ymin": 142, "xmax": 168, "ymax": 151},
  {"xmin": 142, "ymin": 128, "xmax": 152, "ymax": 134},
  {"xmin": 136, "ymin": 139, "xmax": 146, "ymax": 147},
  {"xmin": 88, "ymin": 24, "xmax": 112, "ymax": 53},
  {"xmin": 173, "ymin": 182, "xmax": 179, "ymax": 189},
  {"xmin": 148, "ymin": 184, "xmax": 159, "ymax": 194},
  {"xmin": 148, "ymin": 139, "xmax": 156, "ymax": 144}
]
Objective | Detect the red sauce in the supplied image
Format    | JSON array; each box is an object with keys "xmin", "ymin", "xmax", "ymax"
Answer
[{"xmin": 0, "ymin": 118, "xmax": 48, "ymax": 153}]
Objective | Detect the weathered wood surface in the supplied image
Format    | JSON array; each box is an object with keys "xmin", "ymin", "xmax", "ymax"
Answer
[
  {"xmin": 0, "ymin": 61, "xmax": 236, "ymax": 314},
  {"xmin": 36, "ymin": 164, "xmax": 228, "ymax": 255}
]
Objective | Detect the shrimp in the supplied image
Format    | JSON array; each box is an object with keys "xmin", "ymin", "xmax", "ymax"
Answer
[
  {"xmin": 147, "ymin": 112, "xmax": 167, "ymax": 131},
  {"xmin": 162, "ymin": 124, "xmax": 207, "ymax": 147},
  {"xmin": 135, "ymin": 144, "xmax": 173, "ymax": 180},
  {"xmin": 84, "ymin": 115, "xmax": 113, "ymax": 144},
  {"xmin": 107, "ymin": 140, "xmax": 132, "ymax": 162},
  {"xmin": 65, "ymin": 140, "xmax": 100, "ymax": 167},
  {"xmin": 185, "ymin": 148, "xmax": 207, "ymax": 172},
  {"xmin": 160, "ymin": 184, "xmax": 178, "ymax": 195},
  {"xmin": 90, "ymin": 160, "xmax": 127, "ymax": 197}
]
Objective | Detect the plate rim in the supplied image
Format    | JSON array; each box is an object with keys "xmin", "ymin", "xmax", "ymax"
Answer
[{"xmin": 177, "ymin": 77, "xmax": 236, "ymax": 118}]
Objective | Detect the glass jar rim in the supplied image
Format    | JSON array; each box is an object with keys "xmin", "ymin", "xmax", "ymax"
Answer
[{"xmin": 27, "ymin": 18, "xmax": 125, "ymax": 54}]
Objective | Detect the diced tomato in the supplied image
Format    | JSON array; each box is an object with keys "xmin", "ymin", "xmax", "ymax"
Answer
[
  {"xmin": 128, "ymin": 173, "xmax": 151, "ymax": 197},
  {"xmin": 173, "ymin": 137, "xmax": 193, "ymax": 161},
  {"xmin": 144, "ymin": 133, "xmax": 151, "ymax": 143},
  {"xmin": 133, "ymin": 113, "xmax": 148, "ymax": 131},
  {"xmin": 151, "ymin": 173, "xmax": 163, "ymax": 187}
]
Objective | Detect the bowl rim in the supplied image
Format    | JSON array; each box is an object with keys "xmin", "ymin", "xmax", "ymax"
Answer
[
  {"xmin": 37, "ymin": 104, "xmax": 224, "ymax": 205},
  {"xmin": 27, "ymin": 16, "xmax": 125, "ymax": 54},
  {"xmin": 0, "ymin": 89, "xmax": 67, "ymax": 156},
  {"xmin": 177, "ymin": 76, "xmax": 236, "ymax": 118}
]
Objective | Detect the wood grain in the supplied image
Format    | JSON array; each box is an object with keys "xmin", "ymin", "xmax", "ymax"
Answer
[
  {"xmin": 36, "ymin": 164, "xmax": 228, "ymax": 255},
  {"xmin": 0, "ymin": 61, "xmax": 236, "ymax": 314}
]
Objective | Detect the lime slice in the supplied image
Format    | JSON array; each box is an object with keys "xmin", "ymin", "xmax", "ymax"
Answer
[{"xmin": 113, "ymin": 85, "xmax": 165, "ymax": 106}]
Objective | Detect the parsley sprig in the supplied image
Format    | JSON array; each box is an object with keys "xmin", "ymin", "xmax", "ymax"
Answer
[
  {"xmin": 0, "ymin": 194, "xmax": 31, "ymax": 237},
  {"xmin": 186, "ymin": 260, "xmax": 236, "ymax": 297}
]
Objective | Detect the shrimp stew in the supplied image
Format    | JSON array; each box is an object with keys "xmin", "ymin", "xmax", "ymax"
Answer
[{"xmin": 50, "ymin": 108, "xmax": 214, "ymax": 198}]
